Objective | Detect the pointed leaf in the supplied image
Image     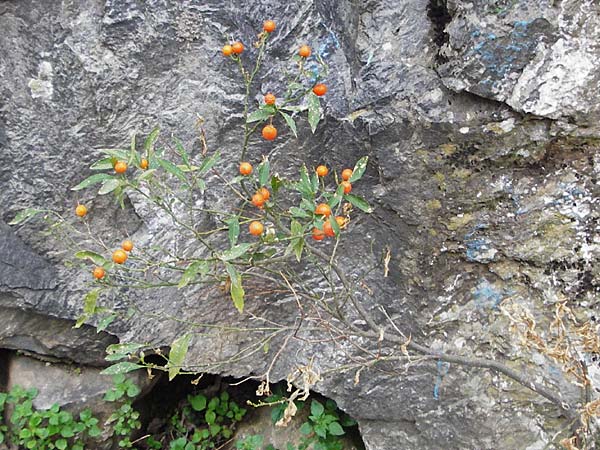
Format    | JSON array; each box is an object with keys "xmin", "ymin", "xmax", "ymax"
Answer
[
  {"xmin": 198, "ymin": 151, "xmax": 220, "ymax": 175},
  {"xmin": 168, "ymin": 333, "xmax": 192, "ymax": 381},
  {"xmin": 348, "ymin": 156, "xmax": 368, "ymax": 183},
  {"xmin": 330, "ymin": 215, "xmax": 341, "ymax": 237},
  {"xmin": 98, "ymin": 179, "xmax": 120, "ymax": 195},
  {"xmin": 97, "ymin": 314, "xmax": 116, "ymax": 332},
  {"xmin": 311, "ymin": 400, "xmax": 324, "ymax": 418},
  {"xmin": 328, "ymin": 422, "xmax": 345, "ymax": 436},
  {"xmin": 219, "ymin": 243, "xmax": 251, "ymax": 261},
  {"xmin": 75, "ymin": 251, "xmax": 107, "ymax": 266},
  {"xmin": 258, "ymin": 159, "xmax": 270, "ymax": 187},
  {"xmin": 307, "ymin": 92, "xmax": 321, "ymax": 133},
  {"xmin": 225, "ymin": 217, "xmax": 240, "ymax": 247},
  {"xmin": 144, "ymin": 127, "xmax": 160, "ymax": 152},
  {"xmin": 174, "ymin": 138, "xmax": 190, "ymax": 167},
  {"xmin": 9, "ymin": 208, "xmax": 42, "ymax": 225},
  {"xmin": 225, "ymin": 263, "xmax": 244, "ymax": 313},
  {"xmin": 71, "ymin": 174, "xmax": 114, "ymax": 191},
  {"xmin": 279, "ymin": 111, "xmax": 297, "ymax": 138},
  {"xmin": 178, "ymin": 260, "xmax": 208, "ymax": 288},
  {"xmin": 90, "ymin": 158, "xmax": 115, "ymax": 170},
  {"xmin": 157, "ymin": 158, "xmax": 187, "ymax": 182},
  {"xmin": 100, "ymin": 362, "xmax": 144, "ymax": 375},
  {"xmin": 83, "ymin": 289, "xmax": 100, "ymax": 315},
  {"xmin": 329, "ymin": 183, "xmax": 345, "ymax": 209},
  {"xmin": 247, "ymin": 108, "xmax": 273, "ymax": 123},
  {"xmin": 344, "ymin": 194, "xmax": 373, "ymax": 213},
  {"xmin": 99, "ymin": 149, "xmax": 129, "ymax": 160}
]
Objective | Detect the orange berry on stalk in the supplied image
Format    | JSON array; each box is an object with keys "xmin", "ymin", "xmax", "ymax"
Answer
[
  {"xmin": 121, "ymin": 240, "xmax": 134, "ymax": 252},
  {"xmin": 114, "ymin": 161, "xmax": 127, "ymax": 174},
  {"xmin": 239, "ymin": 162, "xmax": 253, "ymax": 176},
  {"xmin": 222, "ymin": 44, "xmax": 233, "ymax": 56},
  {"xmin": 232, "ymin": 42, "xmax": 244, "ymax": 54},
  {"xmin": 312, "ymin": 227, "xmax": 325, "ymax": 241},
  {"xmin": 258, "ymin": 187, "xmax": 270, "ymax": 201},
  {"xmin": 341, "ymin": 168, "xmax": 353, "ymax": 181},
  {"xmin": 93, "ymin": 266, "xmax": 105, "ymax": 280},
  {"xmin": 312, "ymin": 83, "xmax": 327, "ymax": 96},
  {"xmin": 341, "ymin": 181, "xmax": 352, "ymax": 194},
  {"xmin": 316, "ymin": 165, "xmax": 328, "ymax": 177},
  {"xmin": 252, "ymin": 192, "xmax": 265, "ymax": 207},
  {"xmin": 262, "ymin": 124, "xmax": 277, "ymax": 141},
  {"xmin": 249, "ymin": 221, "xmax": 264, "ymax": 236},
  {"xmin": 299, "ymin": 45, "xmax": 311, "ymax": 58},
  {"xmin": 263, "ymin": 20, "xmax": 276, "ymax": 33},
  {"xmin": 75, "ymin": 204, "xmax": 87, "ymax": 217},
  {"xmin": 315, "ymin": 203, "xmax": 331, "ymax": 217},
  {"xmin": 335, "ymin": 216, "xmax": 346, "ymax": 228},
  {"xmin": 112, "ymin": 249, "xmax": 127, "ymax": 264},
  {"xmin": 323, "ymin": 220, "xmax": 335, "ymax": 237},
  {"xmin": 140, "ymin": 158, "xmax": 149, "ymax": 170},
  {"xmin": 264, "ymin": 93, "xmax": 276, "ymax": 105}
]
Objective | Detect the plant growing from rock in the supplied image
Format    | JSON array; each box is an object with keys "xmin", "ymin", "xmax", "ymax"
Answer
[{"xmin": 9, "ymin": 17, "xmax": 600, "ymax": 450}]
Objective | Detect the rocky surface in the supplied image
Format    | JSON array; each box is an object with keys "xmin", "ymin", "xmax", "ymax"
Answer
[{"xmin": 0, "ymin": 1, "xmax": 599, "ymax": 449}]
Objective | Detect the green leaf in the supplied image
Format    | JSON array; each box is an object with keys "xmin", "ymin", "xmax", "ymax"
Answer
[
  {"xmin": 9, "ymin": 208, "xmax": 42, "ymax": 225},
  {"xmin": 279, "ymin": 111, "xmax": 298, "ymax": 138},
  {"xmin": 82, "ymin": 289, "xmax": 100, "ymax": 315},
  {"xmin": 225, "ymin": 263, "xmax": 244, "ymax": 313},
  {"xmin": 178, "ymin": 260, "xmax": 209, "ymax": 288},
  {"xmin": 209, "ymin": 424, "xmax": 221, "ymax": 437},
  {"xmin": 270, "ymin": 175, "xmax": 283, "ymax": 193},
  {"xmin": 157, "ymin": 158, "xmax": 187, "ymax": 183},
  {"xmin": 329, "ymin": 183, "xmax": 345, "ymax": 209},
  {"xmin": 100, "ymin": 362, "xmax": 143, "ymax": 375},
  {"xmin": 298, "ymin": 165, "xmax": 313, "ymax": 198},
  {"xmin": 188, "ymin": 394, "xmax": 207, "ymax": 412},
  {"xmin": 290, "ymin": 207, "xmax": 310, "ymax": 218},
  {"xmin": 168, "ymin": 333, "xmax": 192, "ymax": 381},
  {"xmin": 291, "ymin": 220, "xmax": 304, "ymax": 262},
  {"xmin": 311, "ymin": 400, "xmax": 324, "ymax": 418},
  {"xmin": 226, "ymin": 217, "xmax": 240, "ymax": 247},
  {"xmin": 258, "ymin": 159, "xmax": 270, "ymax": 187},
  {"xmin": 99, "ymin": 149, "xmax": 129, "ymax": 160},
  {"xmin": 75, "ymin": 250, "xmax": 107, "ymax": 266},
  {"xmin": 348, "ymin": 156, "xmax": 368, "ymax": 183},
  {"xmin": 219, "ymin": 243, "xmax": 251, "ymax": 261},
  {"xmin": 90, "ymin": 158, "xmax": 115, "ymax": 170},
  {"xmin": 330, "ymin": 215, "xmax": 341, "ymax": 237},
  {"xmin": 247, "ymin": 108, "xmax": 273, "ymax": 123},
  {"xmin": 56, "ymin": 438, "xmax": 68, "ymax": 450},
  {"xmin": 313, "ymin": 424, "xmax": 327, "ymax": 438},
  {"xmin": 344, "ymin": 194, "xmax": 373, "ymax": 213},
  {"xmin": 205, "ymin": 410, "xmax": 216, "ymax": 425},
  {"xmin": 299, "ymin": 422, "xmax": 312, "ymax": 435},
  {"xmin": 307, "ymin": 92, "xmax": 321, "ymax": 133},
  {"xmin": 106, "ymin": 342, "xmax": 145, "ymax": 356},
  {"xmin": 174, "ymin": 138, "xmax": 190, "ymax": 167},
  {"xmin": 198, "ymin": 151, "xmax": 220, "ymax": 175},
  {"xmin": 97, "ymin": 314, "xmax": 117, "ymax": 332},
  {"xmin": 98, "ymin": 178, "xmax": 120, "ymax": 195},
  {"xmin": 144, "ymin": 127, "xmax": 160, "ymax": 153},
  {"xmin": 138, "ymin": 168, "xmax": 157, "ymax": 181},
  {"xmin": 71, "ymin": 173, "xmax": 114, "ymax": 191},
  {"xmin": 280, "ymin": 104, "xmax": 307, "ymax": 113},
  {"xmin": 328, "ymin": 421, "xmax": 345, "ymax": 436}
]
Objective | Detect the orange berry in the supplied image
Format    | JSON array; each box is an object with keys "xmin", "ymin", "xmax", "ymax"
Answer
[
  {"xmin": 316, "ymin": 165, "xmax": 328, "ymax": 177},
  {"xmin": 93, "ymin": 266, "xmax": 105, "ymax": 280},
  {"xmin": 341, "ymin": 181, "xmax": 352, "ymax": 194},
  {"xmin": 75, "ymin": 204, "xmax": 87, "ymax": 217},
  {"xmin": 140, "ymin": 158, "xmax": 149, "ymax": 170},
  {"xmin": 258, "ymin": 187, "xmax": 270, "ymax": 201},
  {"xmin": 323, "ymin": 220, "xmax": 335, "ymax": 237},
  {"xmin": 121, "ymin": 240, "xmax": 134, "ymax": 252},
  {"xmin": 299, "ymin": 45, "xmax": 311, "ymax": 58},
  {"xmin": 263, "ymin": 20, "xmax": 276, "ymax": 33},
  {"xmin": 335, "ymin": 216, "xmax": 346, "ymax": 228},
  {"xmin": 232, "ymin": 42, "xmax": 244, "ymax": 54},
  {"xmin": 114, "ymin": 161, "xmax": 127, "ymax": 174},
  {"xmin": 264, "ymin": 93, "xmax": 276, "ymax": 105},
  {"xmin": 262, "ymin": 124, "xmax": 277, "ymax": 141},
  {"xmin": 239, "ymin": 162, "xmax": 253, "ymax": 176},
  {"xmin": 341, "ymin": 168, "xmax": 353, "ymax": 181},
  {"xmin": 315, "ymin": 203, "xmax": 331, "ymax": 217},
  {"xmin": 312, "ymin": 83, "xmax": 327, "ymax": 96},
  {"xmin": 222, "ymin": 44, "xmax": 233, "ymax": 56},
  {"xmin": 249, "ymin": 221, "xmax": 264, "ymax": 236},
  {"xmin": 112, "ymin": 249, "xmax": 127, "ymax": 264},
  {"xmin": 312, "ymin": 227, "xmax": 325, "ymax": 241},
  {"xmin": 252, "ymin": 192, "xmax": 265, "ymax": 207}
]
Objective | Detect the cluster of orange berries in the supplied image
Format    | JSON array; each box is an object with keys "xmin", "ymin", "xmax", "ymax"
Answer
[
  {"xmin": 222, "ymin": 20, "xmax": 327, "ymax": 142},
  {"xmin": 90, "ymin": 240, "xmax": 134, "ymax": 280}
]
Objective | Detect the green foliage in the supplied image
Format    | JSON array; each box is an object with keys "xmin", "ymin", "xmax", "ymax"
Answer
[
  {"xmin": 158, "ymin": 390, "xmax": 247, "ymax": 450},
  {"xmin": 0, "ymin": 385, "xmax": 102, "ymax": 450},
  {"xmin": 104, "ymin": 375, "xmax": 142, "ymax": 448}
]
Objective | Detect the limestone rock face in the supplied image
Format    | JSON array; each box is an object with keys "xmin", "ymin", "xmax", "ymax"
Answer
[{"xmin": 1, "ymin": 1, "xmax": 598, "ymax": 449}]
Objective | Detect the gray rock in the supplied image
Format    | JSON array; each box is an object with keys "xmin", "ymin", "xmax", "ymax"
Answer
[{"xmin": 0, "ymin": 1, "xmax": 598, "ymax": 449}]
